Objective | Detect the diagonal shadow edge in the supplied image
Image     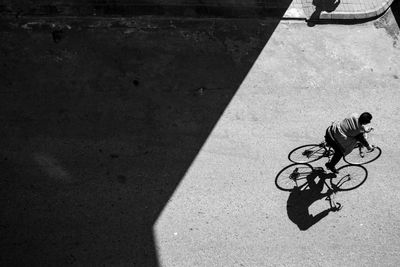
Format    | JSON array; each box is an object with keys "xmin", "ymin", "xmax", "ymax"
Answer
[
  {"xmin": 393, "ymin": 0, "xmax": 400, "ymax": 27},
  {"xmin": 0, "ymin": 4, "xmax": 293, "ymax": 267},
  {"xmin": 150, "ymin": 8, "xmax": 293, "ymax": 267}
]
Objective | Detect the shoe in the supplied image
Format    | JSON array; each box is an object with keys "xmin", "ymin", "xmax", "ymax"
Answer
[{"xmin": 325, "ymin": 162, "xmax": 338, "ymax": 174}]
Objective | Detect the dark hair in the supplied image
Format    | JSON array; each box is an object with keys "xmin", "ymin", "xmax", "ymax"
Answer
[{"xmin": 359, "ymin": 112, "xmax": 372, "ymax": 125}]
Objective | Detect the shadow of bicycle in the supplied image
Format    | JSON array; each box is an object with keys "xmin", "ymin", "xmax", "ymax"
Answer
[{"xmin": 275, "ymin": 163, "xmax": 369, "ymax": 230}]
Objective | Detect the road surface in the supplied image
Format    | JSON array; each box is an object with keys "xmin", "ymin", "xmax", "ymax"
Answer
[{"xmin": 1, "ymin": 7, "xmax": 399, "ymax": 266}]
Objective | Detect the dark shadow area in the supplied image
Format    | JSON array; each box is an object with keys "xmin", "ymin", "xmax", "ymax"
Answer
[
  {"xmin": 393, "ymin": 0, "xmax": 400, "ymax": 27},
  {"xmin": 0, "ymin": 0, "xmax": 292, "ymax": 18},
  {"xmin": 0, "ymin": 2, "xmax": 292, "ymax": 266},
  {"xmin": 308, "ymin": 0, "xmax": 340, "ymax": 26},
  {"xmin": 286, "ymin": 169, "xmax": 338, "ymax": 230}
]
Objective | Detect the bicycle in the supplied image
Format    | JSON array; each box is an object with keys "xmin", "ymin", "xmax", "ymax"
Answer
[{"xmin": 288, "ymin": 141, "xmax": 381, "ymax": 165}]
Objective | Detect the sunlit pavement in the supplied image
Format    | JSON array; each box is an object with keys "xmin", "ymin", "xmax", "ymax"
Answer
[{"xmin": 154, "ymin": 14, "xmax": 400, "ymax": 267}]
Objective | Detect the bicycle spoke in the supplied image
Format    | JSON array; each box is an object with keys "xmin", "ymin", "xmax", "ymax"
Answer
[
  {"xmin": 335, "ymin": 174, "xmax": 351, "ymax": 188},
  {"xmin": 288, "ymin": 144, "xmax": 327, "ymax": 163},
  {"xmin": 275, "ymin": 163, "xmax": 313, "ymax": 191},
  {"xmin": 304, "ymin": 148, "xmax": 324, "ymax": 158}
]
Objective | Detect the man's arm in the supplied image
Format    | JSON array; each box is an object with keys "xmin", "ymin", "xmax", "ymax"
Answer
[{"xmin": 355, "ymin": 133, "xmax": 373, "ymax": 150}]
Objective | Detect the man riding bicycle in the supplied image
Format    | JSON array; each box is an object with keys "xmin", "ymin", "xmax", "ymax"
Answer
[{"xmin": 324, "ymin": 112, "xmax": 374, "ymax": 173}]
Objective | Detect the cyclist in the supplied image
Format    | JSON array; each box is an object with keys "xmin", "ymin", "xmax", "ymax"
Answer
[{"xmin": 324, "ymin": 112, "xmax": 374, "ymax": 173}]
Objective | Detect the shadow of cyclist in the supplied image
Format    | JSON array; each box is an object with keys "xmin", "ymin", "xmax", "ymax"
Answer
[
  {"xmin": 286, "ymin": 169, "xmax": 338, "ymax": 230},
  {"xmin": 308, "ymin": 0, "xmax": 341, "ymax": 26}
]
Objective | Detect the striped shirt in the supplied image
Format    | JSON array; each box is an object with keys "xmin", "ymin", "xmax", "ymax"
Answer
[{"xmin": 329, "ymin": 113, "xmax": 367, "ymax": 155}]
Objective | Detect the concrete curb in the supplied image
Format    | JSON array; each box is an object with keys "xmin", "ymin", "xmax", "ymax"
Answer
[
  {"xmin": 300, "ymin": 0, "xmax": 395, "ymax": 21},
  {"xmin": 318, "ymin": 0, "xmax": 394, "ymax": 20}
]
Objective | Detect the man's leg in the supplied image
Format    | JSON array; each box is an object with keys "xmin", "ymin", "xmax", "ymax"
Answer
[
  {"xmin": 324, "ymin": 130, "xmax": 343, "ymax": 173},
  {"xmin": 329, "ymin": 148, "xmax": 342, "ymax": 167}
]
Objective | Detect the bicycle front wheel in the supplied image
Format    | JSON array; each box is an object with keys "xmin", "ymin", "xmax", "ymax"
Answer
[
  {"xmin": 275, "ymin": 163, "xmax": 313, "ymax": 191},
  {"xmin": 330, "ymin": 165, "xmax": 368, "ymax": 191},
  {"xmin": 343, "ymin": 146, "xmax": 381, "ymax": 165},
  {"xmin": 288, "ymin": 144, "xmax": 328, "ymax": 163}
]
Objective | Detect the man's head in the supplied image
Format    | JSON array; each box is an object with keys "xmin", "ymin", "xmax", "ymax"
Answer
[{"xmin": 359, "ymin": 112, "xmax": 372, "ymax": 125}]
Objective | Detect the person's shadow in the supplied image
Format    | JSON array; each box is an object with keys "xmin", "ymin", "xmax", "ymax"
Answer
[
  {"xmin": 286, "ymin": 169, "xmax": 339, "ymax": 230},
  {"xmin": 308, "ymin": 0, "xmax": 341, "ymax": 26}
]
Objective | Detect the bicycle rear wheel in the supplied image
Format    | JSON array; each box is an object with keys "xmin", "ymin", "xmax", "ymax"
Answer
[
  {"xmin": 343, "ymin": 146, "xmax": 381, "ymax": 165},
  {"xmin": 275, "ymin": 163, "xmax": 313, "ymax": 191},
  {"xmin": 330, "ymin": 165, "xmax": 368, "ymax": 191},
  {"xmin": 288, "ymin": 144, "xmax": 328, "ymax": 163}
]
